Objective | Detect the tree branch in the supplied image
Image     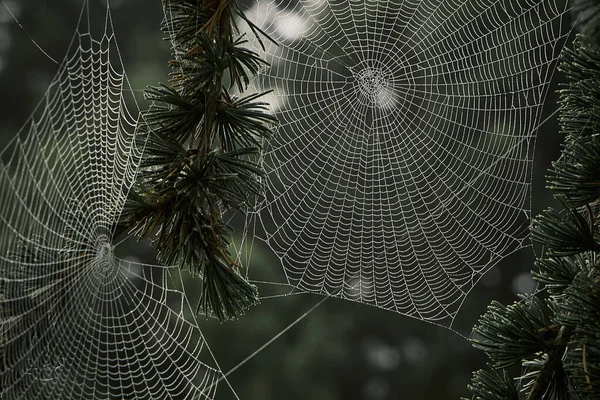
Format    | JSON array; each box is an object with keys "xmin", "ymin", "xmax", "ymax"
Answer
[{"xmin": 527, "ymin": 325, "xmax": 572, "ymax": 400}]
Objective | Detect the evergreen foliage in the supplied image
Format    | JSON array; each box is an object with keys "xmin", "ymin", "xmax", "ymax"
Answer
[
  {"xmin": 578, "ymin": 1, "xmax": 600, "ymax": 39},
  {"xmin": 465, "ymin": 29, "xmax": 600, "ymax": 400},
  {"xmin": 119, "ymin": 0, "xmax": 276, "ymax": 321}
]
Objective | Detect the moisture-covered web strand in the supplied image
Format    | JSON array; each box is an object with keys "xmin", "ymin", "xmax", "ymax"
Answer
[
  {"xmin": 0, "ymin": 4, "xmax": 220, "ymax": 399},
  {"xmin": 241, "ymin": 0, "xmax": 572, "ymax": 326}
]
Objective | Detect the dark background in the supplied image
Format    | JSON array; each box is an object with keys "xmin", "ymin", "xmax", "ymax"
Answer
[{"xmin": 0, "ymin": 1, "xmax": 574, "ymax": 399}]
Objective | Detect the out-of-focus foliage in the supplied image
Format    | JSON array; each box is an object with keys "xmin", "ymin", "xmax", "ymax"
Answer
[{"xmin": 577, "ymin": 0, "xmax": 600, "ymax": 38}]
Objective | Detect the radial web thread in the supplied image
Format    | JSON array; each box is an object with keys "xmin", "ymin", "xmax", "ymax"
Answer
[
  {"xmin": 241, "ymin": 0, "xmax": 572, "ymax": 326},
  {"xmin": 0, "ymin": 5, "xmax": 220, "ymax": 399}
]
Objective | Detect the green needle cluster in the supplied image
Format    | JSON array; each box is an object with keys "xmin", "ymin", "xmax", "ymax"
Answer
[{"xmin": 120, "ymin": 0, "xmax": 277, "ymax": 321}]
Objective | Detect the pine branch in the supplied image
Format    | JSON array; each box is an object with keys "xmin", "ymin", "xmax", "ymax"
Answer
[
  {"xmin": 467, "ymin": 32, "xmax": 600, "ymax": 400},
  {"xmin": 525, "ymin": 325, "xmax": 572, "ymax": 400},
  {"xmin": 555, "ymin": 271, "xmax": 600, "ymax": 397},
  {"xmin": 547, "ymin": 139, "xmax": 600, "ymax": 207},
  {"xmin": 120, "ymin": 0, "xmax": 277, "ymax": 321},
  {"xmin": 533, "ymin": 252, "xmax": 597, "ymax": 295},
  {"xmin": 471, "ymin": 295, "xmax": 555, "ymax": 369},
  {"xmin": 531, "ymin": 204, "xmax": 598, "ymax": 256},
  {"xmin": 464, "ymin": 366, "xmax": 519, "ymax": 400},
  {"xmin": 557, "ymin": 35, "xmax": 600, "ymax": 143}
]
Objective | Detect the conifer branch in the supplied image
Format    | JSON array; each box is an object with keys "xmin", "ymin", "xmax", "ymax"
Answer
[
  {"xmin": 467, "ymin": 27, "xmax": 600, "ymax": 400},
  {"xmin": 526, "ymin": 325, "xmax": 572, "ymax": 400},
  {"xmin": 120, "ymin": 0, "xmax": 276, "ymax": 321}
]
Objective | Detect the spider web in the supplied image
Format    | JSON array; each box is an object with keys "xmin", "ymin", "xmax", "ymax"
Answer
[
  {"xmin": 240, "ymin": 0, "xmax": 572, "ymax": 326},
  {"xmin": 0, "ymin": 0, "xmax": 577, "ymax": 397},
  {"xmin": 0, "ymin": 3, "xmax": 221, "ymax": 399}
]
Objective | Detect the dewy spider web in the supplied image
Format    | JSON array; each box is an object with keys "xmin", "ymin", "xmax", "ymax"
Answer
[
  {"xmin": 0, "ymin": 3, "xmax": 221, "ymax": 399},
  {"xmin": 240, "ymin": 0, "xmax": 572, "ymax": 327}
]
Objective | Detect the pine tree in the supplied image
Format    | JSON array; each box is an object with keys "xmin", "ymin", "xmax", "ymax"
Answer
[
  {"xmin": 465, "ymin": 5, "xmax": 600, "ymax": 399},
  {"xmin": 118, "ymin": 0, "xmax": 276, "ymax": 321}
]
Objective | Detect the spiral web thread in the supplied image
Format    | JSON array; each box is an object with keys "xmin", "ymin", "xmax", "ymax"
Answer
[
  {"xmin": 239, "ymin": 0, "xmax": 572, "ymax": 327},
  {"xmin": 0, "ymin": 3, "xmax": 221, "ymax": 399}
]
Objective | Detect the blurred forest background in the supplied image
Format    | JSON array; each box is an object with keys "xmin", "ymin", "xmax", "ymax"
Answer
[{"xmin": 0, "ymin": 0, "xmax": 576, "ymax": 399}]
